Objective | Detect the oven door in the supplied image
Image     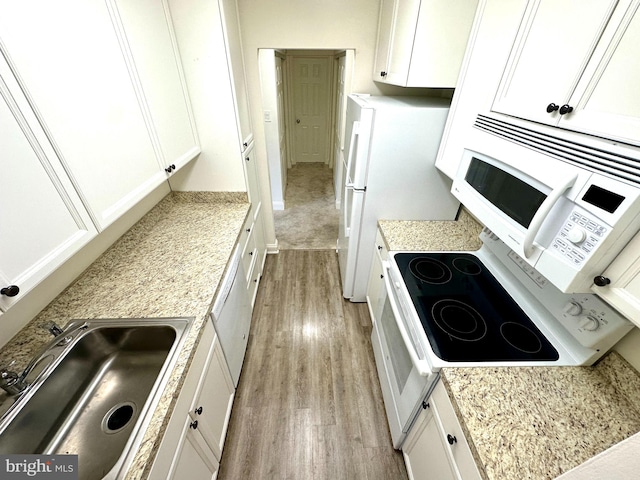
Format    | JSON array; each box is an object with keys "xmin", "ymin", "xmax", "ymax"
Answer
[{"xmin": 370, "ymin": 261, "xmax": 439, "ymax": 449}]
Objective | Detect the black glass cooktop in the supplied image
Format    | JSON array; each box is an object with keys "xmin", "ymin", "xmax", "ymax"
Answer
[{"xmin": 393, "ymin": 252, "xmax": 559, "ymax": 362}]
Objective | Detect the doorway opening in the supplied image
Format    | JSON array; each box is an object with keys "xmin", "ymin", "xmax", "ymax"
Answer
[{"xmin": 260, "ymin": 49, "xmax": 354, "ymax": 249}]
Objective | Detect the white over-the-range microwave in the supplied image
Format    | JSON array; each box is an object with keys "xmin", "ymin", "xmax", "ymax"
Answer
[{"xmin": 451, "ymin": 133, "xmax": 640, "ymax": 294}]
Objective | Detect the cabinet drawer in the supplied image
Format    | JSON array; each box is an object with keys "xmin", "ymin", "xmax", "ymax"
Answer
[{"xmin": 431, "ymin": 381, "xmax": 482, "ymax": 480}]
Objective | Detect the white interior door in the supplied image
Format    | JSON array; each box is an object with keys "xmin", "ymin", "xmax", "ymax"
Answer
[{"xmin": 290, "ymin": 56, "xmax": 331, "ymax": 163}]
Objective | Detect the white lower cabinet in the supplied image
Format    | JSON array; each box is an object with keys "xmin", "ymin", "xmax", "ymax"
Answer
[
  {"xmin": 366, "ymin": 229, "xmax": 389, "ymax": 322},
  {"xmin": 169, "ymin": 414, "xmax": 220, "ymax": 479},
  {"xmin": 403, "ymin": 381, "xmax": 481, "ymax": 480},
  {"xmin": 149, "ymin": 320, "xmax": 234, "ymax": 479}
]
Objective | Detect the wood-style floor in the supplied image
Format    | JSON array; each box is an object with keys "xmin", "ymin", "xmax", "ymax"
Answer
[{"xmin": 218, "ymin": 250, "xmax": 408, "ymax": 479}]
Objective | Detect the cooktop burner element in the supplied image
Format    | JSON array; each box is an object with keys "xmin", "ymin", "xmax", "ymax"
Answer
[
  {"xmin": 431, "ymin": 299, "xmax": 487, "ymax": 342},
  {"xmin": 409, "ymin": 257, "xmax": 452, "ymax": 284},
  {"xmin": 394, "ymin": 252, "xmax": 559, "ymax": 362}
]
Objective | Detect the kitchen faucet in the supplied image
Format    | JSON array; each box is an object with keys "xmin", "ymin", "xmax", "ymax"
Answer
[{"xmin": 0, "ymin": 321, "xmax": 88, "ymax": 396}]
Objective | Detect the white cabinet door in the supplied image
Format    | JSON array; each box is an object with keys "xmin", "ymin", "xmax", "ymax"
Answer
[
  {"xmin": 0, "ymin": 0, "xmax": 165, "ymax": 230},
  {"xmin": 403, "ymin": 381, "xmax": 482, "ymax": 480},
  {"xmin": 114, "ymin": 0, "xmax": 200, "ymax": 170},
  {"xmin": 384, "ymin": 0, "xmax": 422, "ymax": 86},
  {"xmin": 366, "ymin": 230, "xmax": 388, "ymax": 323},
  {"xmin": 592, "ymin": 228, "xmax": 640, "ymax": 327},
  {"xmin": 373, "ymin": 0, "xmax": 478, "ymax": 87},
  {"xmin": 493, "ymin": 0, "xmax": 619, "ymax": 124},
  {"xmin": 403, "ymin": 404, "xmax": 458, "ymax": 480},
  {"xmin": 560, "ymin": 1, "xmax": 640, "ymax": 144},
  {"xmin": 219, "ymin": 0, "xmax": 253, "ymax": 149},
  {"xmin": 373, "ymin": 0, "xmax": 397, "ymax": 81},
  {"xmin": 169, "ymin": 416, "xmax": 220, "ymax": 480},
  {"xmin": 0, "ymin": 61, "xmax": 96, "ymax": 311},
  {"xmin": 492, "ymin": 0, "xmax": 640, "ymax": 145},
  {"xmin": 189, "ymin": 331, "xmax": 236, "ymax": 460},
  {"xmin": 149, "ymin": 320, "xmax": 233, "ymax": 479}
]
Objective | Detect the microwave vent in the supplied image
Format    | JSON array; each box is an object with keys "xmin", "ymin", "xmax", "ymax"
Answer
[{"xmin": 474, "ymin": 114, "xmax": 640, "ymax": 186}]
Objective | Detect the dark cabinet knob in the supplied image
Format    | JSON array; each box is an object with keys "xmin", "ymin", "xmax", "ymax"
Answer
[
  {"xmin": 194, "ymin": 406, "xmax": 203, "ymax": 415},
  {"xmin": 593, "ymin": 276, "xmax": 611, "ymax": 287},
  {"xmin": 243, "ymin": 142, "xmax": 248, "ymax": 147},
  {"xmin": 380, "ymin": 71, "xmax": 387, "ymax": 77},
  {"xmin": 377, "ymin": 245, "xmax": 382, "ymax": 250},
  {"xmin": 546, "ymin": 103, "xmax": 559, "ymax": 113},
  {"xmin": 422, "ymin": 401, "xmax": 430, "ymax": 410},
  {"xmin": 559, "ymin": 104, "xmax": 574, "ymax": 115},
  {"xmin": 165, "ymin": 164, "xmax": 176, "ymax": 173},
  {"xmin": 447, "ymin": 434, "xmax": 457, "ymax": 445},
  {"xmin": 1, "ymin": 285, "xmax": 19, "ymax": 297},
  {"xmin": 190, "ymin": 420, "xmax": 198, "ymax": 430},
  {"xmin": 245, "ymin": 157, "xmax": 250, "ymax": 162},
  {"xmin": 246, "ymin": 228, "xmax": 251, "ymax": 233}
]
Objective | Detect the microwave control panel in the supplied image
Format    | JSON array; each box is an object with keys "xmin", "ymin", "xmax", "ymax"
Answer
[{"xmin": 551, "ymin": 210, "xmax": 609, "ymax": 266}]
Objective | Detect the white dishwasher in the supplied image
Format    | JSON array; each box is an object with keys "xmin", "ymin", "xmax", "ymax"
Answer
[{"xmin": 211, "ymin": 245, "xmax": 252, "ymax": 387}]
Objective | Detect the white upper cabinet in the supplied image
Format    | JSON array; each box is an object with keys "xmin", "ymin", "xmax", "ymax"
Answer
[
  {"xmin": 0, "ymin": 58, "xmax": 97, "ymax": 311},
  {"xmin": 373, "ymin": 0, "xmax": 479, "ymax": 88},
  {"xmin": 492, "ymin": 0, "xmax": 640, "ymax": 145},
  {"xmin": 0, "ymin": 0, "xmax": 198, "ymax": 230},
  {"xmin": 219, "ymin": 0, "xmax": 253, "ymax": 150},
  {"xmin": 114, "ymin": 0, "xmax": 200, "ymax": 168}
]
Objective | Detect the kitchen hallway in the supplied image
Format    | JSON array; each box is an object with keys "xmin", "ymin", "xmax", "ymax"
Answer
[
  {"xmin": 218, "ymin": 249, "xmax": 409, "ymax": 479},
  {"xmin": 273, "ymin": 162, "xmax": 339, "ymax": 250}
]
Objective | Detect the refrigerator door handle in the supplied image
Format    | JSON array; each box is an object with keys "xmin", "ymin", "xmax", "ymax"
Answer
[{"xmin": 344, "ymin": 121, "xmax": 360, "ymax": 189}]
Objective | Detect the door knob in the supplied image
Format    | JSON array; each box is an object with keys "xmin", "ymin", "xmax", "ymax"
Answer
[{"xmin": 546, "ymin": 103, "xmax": 559, "ymax": 113}]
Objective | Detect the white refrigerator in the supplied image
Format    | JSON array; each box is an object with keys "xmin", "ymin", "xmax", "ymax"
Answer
[{"xmin": 338, "ymin": 95, "xmax": 460, "ymax": 302}]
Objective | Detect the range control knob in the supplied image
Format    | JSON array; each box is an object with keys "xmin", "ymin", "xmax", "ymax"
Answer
[
  {"xmin": 567, "ymin": 227, "xmax": 587, "ymax": 244},
  {"xmin": 563, "ymin": 301, "xmax": 583, "ymax": 316},
  {"xmin": 579, "ymin": 315, "xmax": 600, "ymax": 332}
]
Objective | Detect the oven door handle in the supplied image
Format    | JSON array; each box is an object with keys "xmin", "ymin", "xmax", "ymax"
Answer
[
  {"xmin": 523, "ymin": 173, "xmax": 577, "ymax": 258},
  {"xmin": 382, "ymin": 262, "xmax": 432, "ymax": 377}
]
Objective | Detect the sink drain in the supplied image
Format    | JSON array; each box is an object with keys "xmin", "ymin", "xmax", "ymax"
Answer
[{"xmin": 102, "ymin": 402, "xmax": 137, "ymax": 434}]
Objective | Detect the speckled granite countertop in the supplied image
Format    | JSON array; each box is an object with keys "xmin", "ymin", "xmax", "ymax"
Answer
[
  {"xmin": 377, "ymin": 208, "xmax": 640, "ymax": 479},
  {"xmin": 0, "ymin": 191, "xmax": 250, "ymax": 479},
  {"xmin": 378, "ymin": 208, "xmax": 484, "ymax": 252},
  {"xmin": 441, "ymin": 354, "xmax": 640, "ymax": 480}
]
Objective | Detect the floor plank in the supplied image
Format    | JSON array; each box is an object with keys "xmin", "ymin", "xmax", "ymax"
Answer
[{"xmin": 218, "ymin": 250, "xmax": 408, "ymax": 479}]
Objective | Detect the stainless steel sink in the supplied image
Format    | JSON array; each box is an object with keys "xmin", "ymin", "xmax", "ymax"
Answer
[{"xmin": 0, "ymin": 317, "xmax": 193, "ymax": 479}]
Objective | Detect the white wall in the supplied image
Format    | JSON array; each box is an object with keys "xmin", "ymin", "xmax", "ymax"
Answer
[{"xmin": 236, "ymin": 0, "xmax": 441, "ymax": 247}]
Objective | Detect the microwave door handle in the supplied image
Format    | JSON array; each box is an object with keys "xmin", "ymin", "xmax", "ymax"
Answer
[
  {"xmin": 523, "ymin": 173, "xmax": 578, "ymax": 258},
  {"xmin": 344, "ymin": 121, "xmax": 360, "ymax": 188},
  {"xmin": 382, "ymin": 262, "xmax": 432, "ymax": 376}
]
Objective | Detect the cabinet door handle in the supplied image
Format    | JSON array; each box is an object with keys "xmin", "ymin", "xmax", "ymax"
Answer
[
  {"xmin": 194, "ymin": 406, "xmax": 203, "ymax": 415},
  {"xmin": 447, "ymin": 434, "xmax": 457, "ymax": 445},
  {"xmin": 380, "ymin": 71, "xmax": 387, "ymax": 77},
  {"xmin": 190, "ymin": 420, "xmax": 198, "ymax": 430},
  {"xmin": 422, "ymin": 401, "xmax": 429, "ymax": 410},
  {"xmin": 559, "ymin": 104, "xmax": 574, "ymax": 115},
  {"xmin": 1, "ymin": 285, "xmax": 19, "ymax": 297},
  {"xmin": 546, "ymin": 103, "xmax": 559, "ymax": 113}
]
